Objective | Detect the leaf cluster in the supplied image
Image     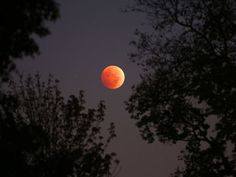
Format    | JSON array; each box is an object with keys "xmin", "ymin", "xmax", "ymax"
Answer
[{"xmin": 0, "ymin": 0, "xmax": 60, "ymax": 81}]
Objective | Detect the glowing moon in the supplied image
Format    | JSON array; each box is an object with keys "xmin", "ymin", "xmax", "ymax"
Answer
[{"xmin": 101, "ymin": 65, "xmax": 125, "ymax": 89}]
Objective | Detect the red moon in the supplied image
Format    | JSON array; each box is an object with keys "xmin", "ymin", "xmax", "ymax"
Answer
[{"xmin": 101, "ymin": 65, "xmax": 125, "ymax": 89}]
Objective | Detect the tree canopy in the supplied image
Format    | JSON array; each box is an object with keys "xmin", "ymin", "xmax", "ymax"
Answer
[
  {"xmin": 0, "ymin": 1, "xmax": 120, "ymax": 176},
  {"xmin": 0, "ymin": 0, "xmax": 59, "ymax": 81},
  {"xmin": 126, "ymin": 0, "xmax": 236, "ymax": 176},
  {"xmin": 0, "ymin": 74, "xmax": 119, "ymax": 177}
]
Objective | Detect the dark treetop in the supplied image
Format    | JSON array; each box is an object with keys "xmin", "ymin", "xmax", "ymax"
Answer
[
  {"xmin": 0, "ymin": 0, "xmax": 59, "ymax": 81},
  {"xmin": 126, "ymin": 0, "xmax": 236, "ymax": 176},
  {"xmin": 0, "ymin": 74, "xmax": 119, "ymax": 177}
]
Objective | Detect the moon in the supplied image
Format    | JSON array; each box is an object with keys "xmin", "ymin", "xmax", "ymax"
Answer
[{"xmin": 101, "ymin": 65, "xmax": 125, "ymax": 89}]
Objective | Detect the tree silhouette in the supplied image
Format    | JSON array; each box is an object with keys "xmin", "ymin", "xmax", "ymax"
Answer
[
  {"xmin": 0, "ymin": 1, "xmax": 121, "ymax": 176},
  {"xmin": 126, "ymin": 0, "xmax": 236, "ymax": 176},
  {"xmin": 0, "ymin": 74, "xmax": 119, "ymax": 177},
  {"xmin": 0, "ymin": 0, "xmax": 59, "ymax": 82}
]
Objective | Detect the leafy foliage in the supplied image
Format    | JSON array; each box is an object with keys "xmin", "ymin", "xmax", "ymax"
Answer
[
  {"xmin": 0, "ymin": 0, "xmax": 60, "ymax": 81},
  {"xmin": 0, "ymin": 74, "xmax": 119, "ymax": 177},
  {"xmin": 126, "ymin": 0, "xmax": 236, "ymax": 176}
]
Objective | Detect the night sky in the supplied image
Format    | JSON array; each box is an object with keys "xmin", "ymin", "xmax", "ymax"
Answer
[{"xmin": 15, "ymin": 1, "xmax": 183, "ymax": 177}]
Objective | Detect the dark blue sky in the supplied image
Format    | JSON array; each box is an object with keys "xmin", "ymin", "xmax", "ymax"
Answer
[{"xmin": 16, "ymin": 1, "xmax": 183, "ymax": 177}]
